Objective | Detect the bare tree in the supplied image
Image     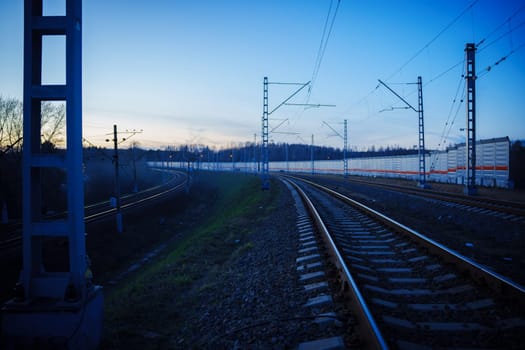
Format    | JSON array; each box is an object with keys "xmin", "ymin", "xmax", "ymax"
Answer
[
  {"xmin": 0, "ymin": 96, "xmax": 23, "ymax": 153},
  {"xmin": 0, "ymin": 97, "xmax": 66, "ymax": 153},
  {"xmin": 41, "ymin": 101, "xmax": 66, "ymax": 147}
]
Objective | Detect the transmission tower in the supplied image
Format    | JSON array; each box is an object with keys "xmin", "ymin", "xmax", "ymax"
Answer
[
  {"xmin": 2, "ymin": 1, "xmax": 103, "ymax": 347},
  {"xmin": 465, "ymin": 43, "xmax": 477, "ymax": 195}
]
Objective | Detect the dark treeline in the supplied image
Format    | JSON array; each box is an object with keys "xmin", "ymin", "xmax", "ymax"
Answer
[{"xmin": 145, "ymin": 143, "xmax": 420, "ymax": 163}]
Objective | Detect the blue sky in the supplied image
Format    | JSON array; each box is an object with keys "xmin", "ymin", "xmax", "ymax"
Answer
[{"xmin": 1, "ymin": 0, "xmax": 524, "ymax": 150}]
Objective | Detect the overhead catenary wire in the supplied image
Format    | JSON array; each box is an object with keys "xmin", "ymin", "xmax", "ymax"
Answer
[
  {"xmin": 477, "ymin": 19, "xmax": 525, "ymax": 54},
  {"xmin": 344, "ymin": 1, "xmax": 479, "ymax": 119},
  {"xmin": 478, "ymin": 40, "xmax": 525, "ymax": 79},
  {"xmin": 306, "ymin": 0, "xmax": 341, "ymax": 103},
  {"xmin": 384, "ymin": 0, "xmax": 479, "ymax": 81},
  {"xmin": 476, "ymin": 2, "xmax": 525, "ymax": 49}
]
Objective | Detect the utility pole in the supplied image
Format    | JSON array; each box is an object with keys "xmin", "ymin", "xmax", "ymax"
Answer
[
  {"xmin": 322, "ymin": 120, "xmax": 348, "ymax": 177},
  {"xmin": 262, "ymin": 77, "xmax": 270, "ymax": 189},
  {"xmin": 112, "ymin": 124, "xmax": 122, "ymax": 233},
  {"xmin": 416, "ymin": 76, "xmax": 426, "ymax": 188},
  {"xmin": 311, "ymin": 134, "xmax": 315, "ymax": 175},
  {"xmin": 132, "ymin": 143, "xmax": 138, "ymax": 193},
  {"xmin": 253, "ymin": 133, "xmax": 257, "ymax": 173},
  {"xmin": 261, "ymin": 77, "xmax": 311, "ymax": 190},
  {"xmin": 378, "ymin": 77, "xmax": 428, "ymax": 188},
  {"xmin": 285, "ymin": 143, "xmax": 289, "ymax": 172},
  {"xmin": 231, "ymin": 148, "xmax": 235, "ymax": 171},
  {"xmin": 465, "ymin": 43, "xmax": 477, "ymax": 195},
  {"xmin": 106, "ymin": 126, "xmax": 142, "ymax": 233},
  {"xmin": 344, "ymin": 119, "xmax": 348, "ymax": 178}
]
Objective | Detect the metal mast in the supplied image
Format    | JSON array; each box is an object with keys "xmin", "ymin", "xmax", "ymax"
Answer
[
  {"xmin": 261, "ymin": 77, "xmax": 269, "ymax": 190},
  {"xmin": 417, "ymin": 76, "xmax": 427, "ymax": 188},
  {"xmin": 21, "ymin": 0, "xmax": 86, "ymax": 302},
  {"xmin": 112, "ymin": 125, "xmax": 122, "ymax": 232},
  {"xmin": 377, "ymin": 78, "xmax": 428, "ymax": 188},
  {"xmin": 260, "ymin": 77, "xmax": 310, "ymax": 189},
  {"xmin": 343, "ymin": 119, "xmax": 348, "ymax": 178},
  {"xmin": 465, "ymin": 43, "xmax": 477, "ymax": 195},
  {"xmin": 2, "ymin": 1, "xmax": 103, "ymax": 347},
  {"xmin": 311, "ymin": 134, "xmax": 315, "ymax": 175},
  {"xmin": 322, "ymin": 120, "xmax": 348, "ymax": 177}
]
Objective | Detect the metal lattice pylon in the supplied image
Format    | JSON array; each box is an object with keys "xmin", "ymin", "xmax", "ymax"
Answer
[
  {"xmin": 417, "ymin": 76, "xmax": 427, "ymax": 188},
  {"xmin": 465, "ymin": 43, "xmax": 477, "ymax": 195},
  {"xmin": 261, "ymin": 77, "xmax": 270, "ymax": 190},
  {"xmin": 343, "ymin": 119, "xmax": 348, "ymax": 178}
]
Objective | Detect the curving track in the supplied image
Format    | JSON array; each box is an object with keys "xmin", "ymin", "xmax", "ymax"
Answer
[
  {"xmin": 0, "ymin": 170, "xmax": 188, "ymax": 251},
  {"xmin": 284, "ymin": 176, "xmax": 525, "ymax": 349}
]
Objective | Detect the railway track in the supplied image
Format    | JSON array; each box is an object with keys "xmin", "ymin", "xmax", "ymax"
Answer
[
  {"xmin": 284, "ymin": 176, "xmax": 525, "ymax": 349},
  {"xmin": 302, "ymin": 174, "xmax": 525, "ymax": 223},
  {"xmin": 0, "ymin": 170, "xmax": 188, "ymax": 251}
]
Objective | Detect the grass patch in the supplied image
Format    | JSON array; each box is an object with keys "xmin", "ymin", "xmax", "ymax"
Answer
[{"xmin": 101, "ymin": 172, "xmax": 280, "ymax": 349}]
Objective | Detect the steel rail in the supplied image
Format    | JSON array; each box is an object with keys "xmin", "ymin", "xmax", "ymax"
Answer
[
  {"xmin": 0, "ymin": 172, "xmax": 187, "ymax": 250},
  {"xmin": 85, "ymin": 180, "xmax": 186, "ymax": 223},
  {"xmin": 342, "ymin": 176, "xmax": 525, "ymax": 217},
  {"xmin": 283, "ymin": 177, "xmax": 389, "ymax": 350},
  {"xmin": 289, "ymin": 175, "xmax": 525, "ymax": 306}
]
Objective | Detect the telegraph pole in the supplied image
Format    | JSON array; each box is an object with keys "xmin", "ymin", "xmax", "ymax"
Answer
[
  {"xmin": 106, "ymin": 126, "xmax": 142, "ymax": 233},
  {"xmin": 465, "ymin": 43, "xmax": 477, "ymax": 195},
  {"xmin": 112, "ymin": 124, "xmax": 122, "ymax": 233},
  {"xmin": 132, "ymin": 143, "xmax": 138, "ymax": 193},
  {"xmin": 311, "ymin": 134, "xmax": 315, "ymax": 175},
  {"xmin": 253, "ymin": 133, "xmax": 257, "ymax": 173}
]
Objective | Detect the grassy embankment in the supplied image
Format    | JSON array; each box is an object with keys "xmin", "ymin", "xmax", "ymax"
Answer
[{"xmin": 101, "ymin": 172, "xmax": 280, "ymax": 349}]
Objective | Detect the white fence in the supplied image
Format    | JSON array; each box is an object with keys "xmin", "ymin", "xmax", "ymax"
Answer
[{"xmin": 150, "ymin": 137, "xmax": 511, "ymax": 188}]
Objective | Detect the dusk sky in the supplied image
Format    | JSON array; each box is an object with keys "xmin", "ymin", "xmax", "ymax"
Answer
[{"xmin": 0, "ymin": 0, "xmax": 524, "ymax": 150}]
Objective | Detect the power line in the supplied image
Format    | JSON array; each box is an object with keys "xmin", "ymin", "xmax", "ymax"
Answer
[
  {"xmin": 478, "ymin": 40, "xmax": 525, "ymax": 79},
  {"xmin": 307, "ymin": 0, "xmax": 341, "ymax": 102},
  {"xmin": 477, "ymin": 19, "xmax": 525, "ymax": 53},
  {"xmin": 435, "ymin": 73, "xmax": 465, "ymax": 150},
  {"xmin": 345, "ymin": 1, "xmax": 477, "ymax": 118},
  {"xmin": 384, "ymin": 0, "xmax": 479, "ymax": 81},
  {"xmin": 423, "ymin": 59, "xmax": 464, "ymax": 88},
  {"xmin": 476, "ymin": 2, "xmax": 525, "ymax": 49}
]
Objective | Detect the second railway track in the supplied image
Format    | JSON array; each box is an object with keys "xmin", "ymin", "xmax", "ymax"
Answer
[
  {"xmin": 284, "ymin": 176, "xmax": 525, "ymax": 349},
  {"xmin": 0, "ymin": 170, "xmax": 188, "ymax": 251}
]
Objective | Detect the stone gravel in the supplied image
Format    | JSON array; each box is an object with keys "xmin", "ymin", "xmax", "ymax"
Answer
[{"xmin": 168, "ymin": 180, "xmax": 347, "ymax": 349}]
